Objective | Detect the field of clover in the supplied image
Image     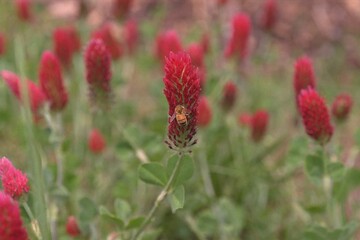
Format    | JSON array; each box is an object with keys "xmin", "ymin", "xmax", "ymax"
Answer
[{"xmin": 1, "ymin": 0, "xmax": 360, "ymax": 239}]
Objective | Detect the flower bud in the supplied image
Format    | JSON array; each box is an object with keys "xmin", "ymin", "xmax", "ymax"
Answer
[
  {"xmin": 197, "ymin": 96, "xmax": 212, "ymax": 127},
  {"xmin": 331, "ymin": 93, "xmax": 352, "ymax": 122},
  {"xmin": 66, "ymin": 216, "xmax": 81, "ymax": 237},
  {"xmin": 88, "ymin": 129, "xmax": 106, "ymax": 154}
]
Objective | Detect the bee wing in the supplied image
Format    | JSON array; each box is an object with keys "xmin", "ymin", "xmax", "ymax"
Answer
[{"xmin": 169, "ymin": 113, "xmax": 176, "ymax": 122}]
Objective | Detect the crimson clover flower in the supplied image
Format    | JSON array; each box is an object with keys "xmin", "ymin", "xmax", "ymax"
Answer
[
  {"xmin": 250, "ymin": 110, "xmax": 270, "ymax": 142},
  {"xmin": 298, "ymin": 88, "xmax": 333, "ymax": 145},
  {"xmin": 84, "ymin": 39, "xmax": 112, "ymax": 108},
  {"xmin": 53, "ymin": 26, "xmax": 81, "ymax": 68},
  {"xmin": 331, "ymin": 93, "xmax": 353, "ymax": 122},
  {"xmin": 0, "ymin": 157, "xmax": 30, "ymax": 199},
  {"xmin": 39, "ymin": 51, "xmax": 68, "ymax": 111},
  {"xmin": 261, "ymin": 0, "xmax": 278, "ymax": 30},
  {"xmin": 163, "ymin": 52, "xmax": 201, "ymax": 152},
  {"xmin": 92, "ymin": 23, "xmax": 123, "ymax": 60},
  {"xmin": 0, "ymin": 191, "xmax": 28, "ymax": 239},
  {"xmin": 156, "ymin": 30, "xmax": 182, "ymax": 62}
]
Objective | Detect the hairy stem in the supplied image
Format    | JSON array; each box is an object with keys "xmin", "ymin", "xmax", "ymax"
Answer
[{"xmin": 131, "ymin": 153, "xmax": 184, "ymax": 240}]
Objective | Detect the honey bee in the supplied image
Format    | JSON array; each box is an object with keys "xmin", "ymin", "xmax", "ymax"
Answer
[{"xmin": 170, "ymin": 105, "xmax": 190, "ymax": 126}]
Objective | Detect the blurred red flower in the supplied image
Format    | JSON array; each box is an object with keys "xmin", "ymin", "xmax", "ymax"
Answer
[
  {"xmin": 156, "ymin": 30, "xmax": 182, "ymax": 62},
  {"xmin": 88, "ymin": 129, "xmax": 106, "ymax": 154},
  {"xmin": 92, "ymin": 23, "xmax": 123, "ymax": 60},
  {"xmin": 221, "ymin": 81, "xmax": 237, "ymax": 112},
  {"xmin": 84, "ymin": 39, "xmax": 112, "ymax": 106},
  {"xmin": 331, "ymin": 93, "xmax": 353, "ymax": 122},
  {"xmin": 0, "ymin": 191, "xmax": 28, "ymax": 239},
  {"xmin": 39, "ymin": 51, "xmax": 68, "ymax": 111},
  {"xmin": 251, "ymin": 110, "xmax": 269, "ymax": 142},
  {"xmin": 112, "ymin": 0, "xmax": 133, "ymax": 19},
  {"xmin": 163, "ymin": 52, "xmax": 201, "ymax": 151},
  {"xmin": 293, "ymin": 56, "xmax": 316, "ymax": 107},
  {"xmin": 124, "ymin": 19, "xmax": 139, "ymax": 55},
  {"xmin": 53, "ymin": 26, "xmax": 81, "ymax": 68},
  {"xmin": 0, "ymin": 157, "xmax": 29, "ymax": 199},
  {"xmin": 1, "ymin": 70, "xmax": 46, "ymax": 116},
  {"xmin": 298, "ymin": 88, "xmax": 333, "ymax": 145},
  {"xmin": 66, "ymin": 216, "xmax": 81, "ymax": 237},
  {"xmin": 0, "ymin": 33, "xmax": 6, "ymax": 56},
  {"xmin": 238, "ymin": 113, "xmax": 252, "ymax": 127},
  {"xmin": 15, "ymin": 0, "xmax": 32, "ymax": 22},
  {"xmin": 197, "ymin": 96, "xmax": 212, "ymax": 127},
  {"xmin": 224, "ymin": 13, "xmax": 251, "ymax": 61},
  {"xmin": 261, "ymin": 0, "xmax": 278, "ymax": 30}
]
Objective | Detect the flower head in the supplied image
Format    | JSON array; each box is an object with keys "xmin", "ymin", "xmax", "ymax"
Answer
[
  {"xmin": 221, "ymin": 81, "xmax": 237, "ymax": 112},
  {"xmin": 15, "ymin": 0, "xmax": 32, "ymax": 22},
  {"xmin": 112, "ymin": 0, "xmax": 133, "ymax": 19},
  {"xmin": 261, "ymin": 0, "xmax": 277, "ymax": 30},
  {"xmin": 197, "ymin": 96, "xmax": 212, "ymax": 127},
  {"xmin": 0, "ymin": 191, "xmax": 28, "ymax": 239},
  {"xmin": 156, "ymin": 30, "xmax": 182, "ymax": 62},
  {"xmin": 163, "ymin": 52, "xmax": 201, "ymax": 152},
  {"xmin": 88, "ymin": 129, "xmax": 106, "ymax": 154},
  {"xmin": 66, "ymin": 216, "xmax": 81, "ymax": 237},
  {"xmin": 186, "ymin": 43, "xmax": 204, "ymax": 68},
  {"xmin": 92, "ymin": 23, "xmax": 123, "ymax": 60},
  {"xmin": 238, "ymin": 113, "xmax": 252, "ymax": 127},
  {"xmin": 201, "ymin": 33, "xmax": 210, "ymax": 54},
  {"xmin": 39, "ymin": 51, "xmax": 68, "ymax": 111},
  {"xmin": 1, "ymin": 70, "xmax": 46, "ymax": 115},
  {"xmin": 331, "ymin": 94, "xmax": 353, "ymax": 122},
  {"xmin": 294, "ymin": 56, "xmax": 316, "ymax": 107},
  {"xmin": 224, "ymin": 13, "xmax": 251, "ymax": 61},
  {"xmin": 298, "ymin": 88, "xmax": 333, "ymax": 145},
  {"xmin": 124, "ymin": 19, "xmax": 139, "ymax": 55},
  {"xmin": 53, "ymin": 26, "xmax": 81, "ymax": 68},
  {"xmin": 0, "ymin": 33, "xmax": 6, "ymax": 56},
  {"xmin": 0, "ymin": 157, "xmax": 30, "ymax": 199},
  {"xmin": 251, "ymin": 110, "xmax": 269, "ymax": 142},
  {"xmin": 84, "ymin": 39, "xmax": 112, "ymax": 107}
]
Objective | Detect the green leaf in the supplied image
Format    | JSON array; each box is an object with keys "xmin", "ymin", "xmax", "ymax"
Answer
[
  {"xmin": 139, "ymin": 163, "xmax": 167, "ymax": 186},
  {"xmin": 114, "ymin": 198, "xmax": 131, "ymax": 221},
  {"xmin": 79, "ymin": 197, "xmax": 98, "ymax": 222},
  {"xmin": 167, "ymin": 155, "xmax": 194, "ymax": 187},
  {"xmin": 125, "ymin": 216, "xmax": 145, "ymax": 230},
  {"xmin": 99, "ymin": 206, "xmax": 124, "ymax": 228},
  {"xmin": 327, "ymin": 162, "xmax": 345, "ymax": 182},
  {"xmin": 305, "ymin": 153, "xmax": 324, "ymax": 184},
  {"xmin": 287, "ymin": 136, "xmax": 308, "ymax": 167},
  {"xmin": 168, "ymin": 185, "xmax": 185, "ymax": 213},
  {"xmin": 303, "ymin": 222, "xmax": 359, "ymax": 240}
]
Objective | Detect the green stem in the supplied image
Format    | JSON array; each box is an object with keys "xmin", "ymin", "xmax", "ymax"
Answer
[
  {"xmin": 131, "ymin": 153, "xmax": 184, "ymax": 240},
  {"xmin": 22, "ymin": 202, "xmax": 42, "ymax": 240},
  {"xmin": 15, "ymin": 35, "xmax": 50, "ymax": 240}
]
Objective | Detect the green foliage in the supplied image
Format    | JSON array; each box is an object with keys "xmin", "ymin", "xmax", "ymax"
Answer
[
  {"xmin": 168, "ymin": 185, "xmax": 185, "ymax": 213},
  {"xmin": 138, "ymin": 163, "xmax": 167, "ymax": 186}
]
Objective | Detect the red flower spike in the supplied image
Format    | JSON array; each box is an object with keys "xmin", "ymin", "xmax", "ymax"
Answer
[
  {"xmin": 261, "ymin": 0, "xmax": 278, "ymax": 30},
  {"xmin": 1, "ymin": 70, "xmax": 46, "ymax": 114},
  {"xmin": 0, "ymin": 157, "xmax": 30, "ymax": 199},
  {"xmin": 331, "ymin": 94, "xmax": 353, "ymax": 122},
  {"xmin": 294, "ymin": 56, "xmax": 316, "ymax": 107},
  {"xmin": 156, "ymin": 30, "xmax": 182, "ymax": 62},
  {"xmin": 221, "ymin": 81, "xmax": 237, "ymax": 112},
  {"xmin": 224, "ymin": 13, "xmax": 251, "ymax": 61},
  {"xmin": 298, "ymin": 88, "xmax": 333, "ymax": 145},
  {"xmin": 201, "ymin": 33, "xmax": 210, "ymax": 54},
  {"xmin": 238, "ymin": 113, "xmax": 252, "ymax": 127},
  {"xmin": 163, "ymin": 52, "xmax": 201, "ymax": 151},
  {"xmin": 88, "ymin": 129, "xmax": 106, "ymax": 154},
  {"xmin": 217, "ymin": 0, "xmax": 228, "ymax": 6},
  {"xmin": 197, "ymin": 96, "xmax": 212, "ymax": 127},
  {"xmin": 84, "ymin": 39, "xmax": 112, "ymax": 106},
  {"xmin": 186, "ymin": 43, "xmax": 204, "ymax": 68},
  {"xmin": 0, "ymin": 191, "xmax": 29, "ymax": 240},
  {"xmin": 66, "ymin": 216, "xmax": 81, "ymax": 237},
  {"xmin": 39, "ymin": 51, "xmax": 68, "ymax": 111},
  {"xmin": 53, "ymin": 26, "xmax": 81, "ymax": 68},
  {"xmin": 124, "ymin": 19, "xmax": 139, "ymax": 55},
  {"xmin": 112, "ymin": 0, "xmax": 133, "ymax": 19},
  {"xmin": 251, "ymin": 110, "xmax": 269, "ymax": 142},
  {"xmin": 0, "ymin": 33, "xmax": 6, "ymax": 56},
  {"xmin": 15, "ymin": 0, "xmax": 32, "ymax": 22},
  {"xmin": 92, "ymin": 23, "xmax": 123, "ymax": 60}
]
